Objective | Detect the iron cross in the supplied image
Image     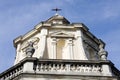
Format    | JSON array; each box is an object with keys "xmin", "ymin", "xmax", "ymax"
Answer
[{"xmin": 52, "ymin": 8, "xmax": 61, "ymax": 14}]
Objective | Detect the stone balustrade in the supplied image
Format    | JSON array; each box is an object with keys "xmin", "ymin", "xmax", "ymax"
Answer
[
  {"xmin": 36, "ymin": 62, "xmax": 102, "ymax": 74},
  {"xmin": 0, "ymin": 58, "xmax": 116, "ymax": 80},
  {"xmin": 0, "ymin": 64, "xmax": 23, "ymax": 80},
  {"xmin": 33, "ymin": 59, "xmax": 113, "ymax": 76}
]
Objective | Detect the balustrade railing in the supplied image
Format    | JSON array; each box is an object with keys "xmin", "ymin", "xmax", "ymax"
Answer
[
  {"xmin": 0, "ymin": 58, "xmax": 115, "ymax": 80},
  {"xmin": 35, "ymin": 60, "xmax": 102, "ymax": 74},
  {"xmin": 0, "ymin": 64, "xmax": 23, "ymax": 80}
]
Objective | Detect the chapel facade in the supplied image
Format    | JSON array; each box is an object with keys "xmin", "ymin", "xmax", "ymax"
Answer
[{"xmin": 0, "ymin": 13, "xmax": 120, "ymax": 80}]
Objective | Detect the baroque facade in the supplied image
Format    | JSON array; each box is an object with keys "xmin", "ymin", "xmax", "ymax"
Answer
[{"xmin": 0, "ymin": 13, "xmax": 120, "ymax": 80}]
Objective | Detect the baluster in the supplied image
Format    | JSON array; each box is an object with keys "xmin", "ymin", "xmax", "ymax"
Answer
[
  {"xmin": 19, "ymin": 66, "xmax": 23, "ymax": 73},
  {"xmin": 98, "ymin": 65, "xmax": 102, "ymax": 72},
  {"xmin": 59, "ymin": 64, "xmax": 62, "ymax": 71},
  {"xmin": 12, "ymin": 70, "xmax": 15, "ymax": 78},
  {"xmin": 16, "ymin": 69, "xmax": 18, "ymax": 75},
  {"xmin": 70, "ymin": 64, "xmax": 73, "ymax": 71},
  {"xmin": 62, "ymin": 64, "xmax": 66, "ymax": 71},
  {"xmin": 61, "ymin": 64, "xmax": 64, "ymax": 71},
  {"xmin": 87, "ymin": 65, "xmax": 90, "ymax": 72},
  {"xmin": 53, "ymin": 64, "xmax": 56, "ymax": 71},
  {"xmin": 14, "ymin": 69, "xmax": 17, "ymax": 77},
  {"xmin": 93, "ymin": 65, "xmax": 97, "ymax": 72},
  {"xmin": 44, "ymin": 63, "xmax": 48, "ymax": 71},
  {"xmin": 95, "ymin": 65, "xmax": 98, "ymax": 72},
  {"xmin": 56, "ymin": 64, "xmax": 60, "ymax": 71},
  {"xmin": 51, "ymin": 64, "xmax": 53, "ymax": 71},
  {"xmin": 38, "ymin": 63, "xmax": 40, "ymax": 71},
  {"xmin": 9, "ymin": 72, "xmax": 12, "ymax": 79},
  {"xmin": 74, "ymin": 64, "xmax": 77, "ymax": 72},
  {"xmin": 48, "ymin": 64, "xmax": 52, "ymax": 71},
  {"xmin": 35, "ymin": 64, "xmax": 39, "ymax": 72},
  {"xmin": 76, "ymin": 64, "xmax": 80, "ymax": 72},
  {"xmin": 66, "ymin": 64, "xmax": 70, "ymax": 72},
  {"xmin": 97, "ymin": 65, "xmax": 101, "ymax": 72},
  {"xmin": 81, "ymin": 65, "xmax": 84, "ymax": 72},
  {"xmin": 73, "ymin": 64, "xmax": 76, "ymax": 71},
  {"xmin": 85, "ymin": 65, "xmax": 88, "ymax": 72},
  {"xmin": 40, "ymin": 63, "xmax": 43, "ymax": 71}
]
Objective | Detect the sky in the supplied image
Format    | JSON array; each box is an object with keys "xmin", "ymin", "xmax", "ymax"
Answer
[{"xmin": 0, "ymin": 0, "xmax": 120, "ymax": 73}]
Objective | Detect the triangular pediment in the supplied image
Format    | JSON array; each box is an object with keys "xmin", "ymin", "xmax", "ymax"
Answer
[
  {"xmin": 46, "ymin": 14, "xmax": 70, "ymax": 24},
  {"xmin": 50, "ymin": 31, "xmax": 74, "ymax": 38}
]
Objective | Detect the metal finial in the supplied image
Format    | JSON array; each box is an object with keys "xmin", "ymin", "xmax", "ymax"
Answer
[{"xmin": 52, "ymin": 8, "xmax": 61, "ymax": 15}]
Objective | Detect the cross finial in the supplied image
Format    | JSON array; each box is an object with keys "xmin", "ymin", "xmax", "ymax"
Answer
[{"xmin": 52, "ymin": 8, "xmax": 61, "ymax": 15}]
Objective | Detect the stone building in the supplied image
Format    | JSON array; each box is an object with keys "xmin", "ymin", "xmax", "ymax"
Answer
[{"xmin": 0, "ymin": 12, "xmax": 120, "ymax": 80}]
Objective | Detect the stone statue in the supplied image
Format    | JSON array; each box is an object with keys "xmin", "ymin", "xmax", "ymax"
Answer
[
  {"xmin": 25, "ymin": 41, "xmax": 35, "ymax": 57},
  {"xmin": 98, "ymin": 43, "xmax": 108, "ymax": 60}
]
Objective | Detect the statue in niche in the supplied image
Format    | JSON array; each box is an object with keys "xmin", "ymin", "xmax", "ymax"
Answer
[
  {"xmin": 25, "ymin": 41, "xmax": 35, "ymax": 57},
  {"xmin": 98, "ymin": 43, "xmax": 108, "ymax": 60}
]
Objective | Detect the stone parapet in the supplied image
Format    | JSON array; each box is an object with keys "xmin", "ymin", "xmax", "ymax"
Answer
[{"xmin": 0, "ymin": 58, "xmax": 120, "ymax": 80}]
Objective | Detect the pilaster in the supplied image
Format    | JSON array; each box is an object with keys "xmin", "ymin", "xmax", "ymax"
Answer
[
  {"xmin": 68, "ymin": 38, "xmax": 74, "ymax": 59},
  {"xmin": 39, "ymin": 28, "xmax": 48, "ymax": 58},
  {"xmin": 14, "ymin": 43, "xmax": 21, "ymax": 65},
  {"xmin": 75, "ymin": 29, "xmax": 88, "ymax": 60},
  {"xmin": 52, "ymin": 38, "xmax": 57, "ymax": 59}
]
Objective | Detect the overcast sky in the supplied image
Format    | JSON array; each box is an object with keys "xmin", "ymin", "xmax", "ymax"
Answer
[{"xmin": 0, "ymin": 0, "xmax": 120, "ymax": 73}]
